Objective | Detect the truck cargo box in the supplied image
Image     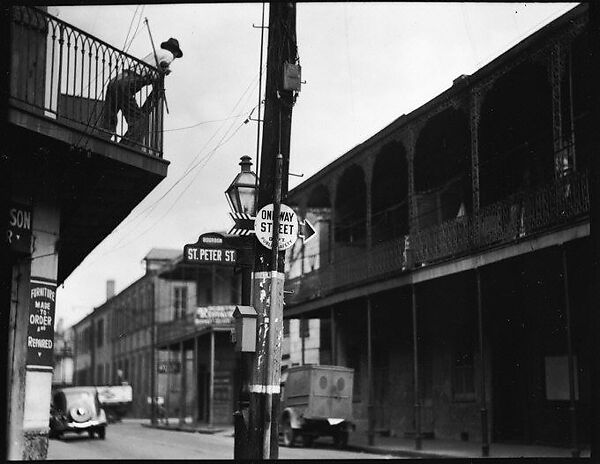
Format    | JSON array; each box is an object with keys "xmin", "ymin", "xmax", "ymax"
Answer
[{"xmin": 283, "ymin": 364, "xmax": 353, "ymax": 421}]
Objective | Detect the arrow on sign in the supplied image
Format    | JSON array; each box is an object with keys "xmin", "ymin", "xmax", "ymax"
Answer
[
  {"xmin": 298, "ymin": 217, "xmax": 316, "ymax": 243},
  {"xmin": 228, "ymin": 212, "xmax": 255, "ymax": 236}
]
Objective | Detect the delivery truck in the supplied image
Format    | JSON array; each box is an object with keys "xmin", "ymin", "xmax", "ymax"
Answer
[{"xmin": 280, "ymin": 365, "xmax": 354, "ymax": 448}]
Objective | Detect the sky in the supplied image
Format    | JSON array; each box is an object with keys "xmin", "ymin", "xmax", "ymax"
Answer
[{"xmin": 51, "ymin": 2, "xmax": 578, "ymax": 329}]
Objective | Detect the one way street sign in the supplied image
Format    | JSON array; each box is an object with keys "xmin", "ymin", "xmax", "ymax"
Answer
[
  {"xmin": 298, "ymin": 217, "xmax": 316, "ymax": 243},
  {"xmin": 229, "ymin": 212, "xmax": 255, "ymax": 236}
]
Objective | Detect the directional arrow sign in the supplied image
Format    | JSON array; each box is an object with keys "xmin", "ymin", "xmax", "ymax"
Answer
[
  {"xmin": 298, "ymin": 217, "xmax": 317, "ymax": 243},
  {"xmin": 228, "ymin": 212, "xmax": 255, "ymax": 236}
]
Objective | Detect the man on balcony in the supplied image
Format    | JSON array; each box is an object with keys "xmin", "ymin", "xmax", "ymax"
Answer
[{"xmin": 101, "ymin": 38, "xmax": 183, "ymax": 145}]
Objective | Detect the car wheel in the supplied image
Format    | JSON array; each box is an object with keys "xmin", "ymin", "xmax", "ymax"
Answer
[
  {"xmin": 282, "ymin": 417, "xmax": 296, "ymax": 447},
  {"xmin": 98, "ymin": 426, "xmax": 106, "ymax": 440}
]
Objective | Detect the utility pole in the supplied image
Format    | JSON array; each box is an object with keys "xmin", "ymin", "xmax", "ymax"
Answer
[
  {"xmin": 588, "ymin": 3, "xmax": 600, "ymax": 460},
  {"xmin": 247, "ymin": 2, "xmax": 298, "ymax": 459}
]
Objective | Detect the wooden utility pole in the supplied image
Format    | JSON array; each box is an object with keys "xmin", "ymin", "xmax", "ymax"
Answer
[
  {"xmin": 247, "ymin": 2, "xmax": 298, "ymax": 459},
  {"xmin": 589, "ymin": 3, "xmax": 600, "ymax": 460}
]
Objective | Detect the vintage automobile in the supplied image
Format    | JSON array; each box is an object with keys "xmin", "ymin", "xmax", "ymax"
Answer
[
  {"xmin": 96, "ymin": 384, "xmax": 133, "ymax": 423},
  {"xmin": 49, "ymin": 386, "xmax": 107, "ymax": 439},
  {"xmin": 280, "ymin": 365, "xmax": 355, "ymax": 448}
]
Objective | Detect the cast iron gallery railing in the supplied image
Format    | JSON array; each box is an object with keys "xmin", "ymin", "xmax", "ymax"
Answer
[
  {"xmin": 285, "ymin": 171, "xmax": 589, "ymax": 306},
  {"xmin": 9, "ymin": 6, "xmax": 164, "ymax": 157}
]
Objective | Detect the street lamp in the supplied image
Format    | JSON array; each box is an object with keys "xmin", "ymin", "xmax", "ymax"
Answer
[
  {"xmin": 226, "ymin": 156, "xmax": 258, "ymax": 460},
  {"xmin": 225, "ymin": 156, "xmax": 258, "ymax": 215}
]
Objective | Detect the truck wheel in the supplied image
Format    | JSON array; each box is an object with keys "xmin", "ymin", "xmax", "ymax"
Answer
[
  {"xmin": 88, "ymin": 429, "xmax": 95, "ymax": 438},
  {"xmin": 334, "ymin": 430, "xmax": 348, "ymax": 449},
  {"xmin": 282, "ymin": 417, "xmax": 296, "ymax": 447},
  {"xmin": 98, "ymin": 426, "xmax": 106, "ymax": 440}
]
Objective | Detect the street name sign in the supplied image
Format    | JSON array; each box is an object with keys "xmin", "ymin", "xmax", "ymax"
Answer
[
  {"xmin": 255, "ymin": 203, "xmax": 298, "ymax": 250},
  {"xmin": 183, "ymin": 233, "xmax": 237, "ymax": 266}
]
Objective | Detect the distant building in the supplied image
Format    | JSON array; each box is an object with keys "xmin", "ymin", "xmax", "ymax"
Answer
[
  {"xmin": 52, "ymin": 319, "xmax": 74, "ymax": 387},
  {"xmin": 71, "ymin": 245, "xmax": 241, "ymax": 424}
]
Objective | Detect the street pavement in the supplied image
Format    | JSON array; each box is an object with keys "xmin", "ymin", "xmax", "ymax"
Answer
[{"xmin": 47, "ymin": 419, "xmax": 396, "ymax": 460}]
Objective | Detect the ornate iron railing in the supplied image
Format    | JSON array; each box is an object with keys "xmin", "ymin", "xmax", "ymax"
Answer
[
  {"xmin": 285, "ymin": 171, "xmax": 589, "ymax": 306},
  {"xmin": 285, "ymin": 236, "xmax": 408, "ymax": 306},
  {"xmin": 411, "ymin": 170, "xmax": 589, "ymax": 264},
  {"xmin": 9, "ymin": 6, "xmax": 164, "ymax": 157}
]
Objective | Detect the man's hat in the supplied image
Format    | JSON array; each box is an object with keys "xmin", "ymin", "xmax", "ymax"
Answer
[{"xmin": 160, "ymin": 38, "xmax": 183, "ymax": 58}]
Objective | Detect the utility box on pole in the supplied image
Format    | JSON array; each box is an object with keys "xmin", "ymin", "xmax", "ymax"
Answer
[{"xmin": 233, "ymin": 305, "xmax": 257, "ymax": 352}]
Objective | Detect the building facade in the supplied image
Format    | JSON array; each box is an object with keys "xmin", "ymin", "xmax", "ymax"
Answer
[
  {"xmin": 283, "ymin": 4, "xmax": 591, "ymax": 448},
  {"xmin": 52, "ymin": 320, "xmax": 74, "ymax": 387},
  {"xmin": 71, "ymin": 246, "xmax": 242, "ymax": 425},
  {"xmin": 1, "ymin": 6, "xmax": 169, "ymax": 459}
]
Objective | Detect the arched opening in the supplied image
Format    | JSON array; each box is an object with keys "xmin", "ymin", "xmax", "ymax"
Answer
[
  {"xmin": 371, "ymin": 142, "xmax": 409, "ymax": 244},
  {"xmin": 479, "ymin": 61, "xmax": 553, "ymax": 207},
  {"xmin": 335, "ymin": 165, "xmax": 367, "ymax": 254},
  {"xmin": 414, "ymin": 107, "xmax": 471, "ymax": 229}
]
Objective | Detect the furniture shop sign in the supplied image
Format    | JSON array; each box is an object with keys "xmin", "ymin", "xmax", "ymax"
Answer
[
  {"xmin": 26, "ymin": 277, "xmax": 56, "ymax": 369},
  {"xmin": 183, "ymin": 233, "xmax": 237, "ymax": 265},
  {"xmin": 254, "ymin": 203, "xmax": 298, "ymax": 251}
]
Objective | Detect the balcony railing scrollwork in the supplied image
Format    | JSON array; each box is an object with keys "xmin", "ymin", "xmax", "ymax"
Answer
[
  {"xmin": 10, "ymin": 6, "xmax": 164, "ymax": 157},
  {"xmin": 285, "ymin": 171, "xmax": 589, "ymax": 307}
]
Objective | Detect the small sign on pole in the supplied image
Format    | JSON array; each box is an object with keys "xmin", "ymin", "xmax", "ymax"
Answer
[
  {"xmin": 183, "ymin": 233, "xmax": 237, "ymax": 265},
  {"xmin": 254, "ymin": 203, "xmax": 298, "ymax": 250}
]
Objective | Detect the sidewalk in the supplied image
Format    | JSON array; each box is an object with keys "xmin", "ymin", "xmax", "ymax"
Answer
[
  {"xmin": 141, "ymin": 418, "xmax": 229, "ymax": 435},
  {"xmin": 346, "ymin": 431, "xmax": 591, "ymax": 459},
  {"xmin": 140, "ymin": 420, "xmax": 591, "ymax": 459}
]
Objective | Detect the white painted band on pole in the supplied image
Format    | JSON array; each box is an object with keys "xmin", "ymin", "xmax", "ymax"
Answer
[
  {"xmin": 248, "ymin": 384, "xmax": 281, "ymax": 394},
  {"xmin": 253, "ymin": 271, "xmax": 285, "ymax": 280}
]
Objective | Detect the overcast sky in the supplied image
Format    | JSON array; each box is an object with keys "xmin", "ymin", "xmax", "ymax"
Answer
[{"xmin": 52, "ymin": 2, "xmax": 577, "ymax": 329}]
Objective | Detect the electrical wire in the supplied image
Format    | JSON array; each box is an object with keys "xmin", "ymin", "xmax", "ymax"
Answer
[
  {"xmin": 122, "ymin": 6, "xmax": 140, "ymax": 52},
  {"xmin": 124, "ymin": 6, "xmax": 145, "ymax": 53}
]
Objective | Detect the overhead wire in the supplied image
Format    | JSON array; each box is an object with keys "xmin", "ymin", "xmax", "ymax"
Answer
[
  {"xmin": 122, "ymin": 6, "xmax": 140, "ymax": 52},
  {"xmin": 124, "ymin": 6, "xmax": 145, "ymax": 53}
]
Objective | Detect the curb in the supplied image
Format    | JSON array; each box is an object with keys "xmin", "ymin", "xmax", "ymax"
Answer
[
  {"xmin": 347, "ymin": 444, "xmax": 456, "ymax": 459},
  {"xmin": 140, "ymin": 423, "xmax": 225, "ymax": 435}
]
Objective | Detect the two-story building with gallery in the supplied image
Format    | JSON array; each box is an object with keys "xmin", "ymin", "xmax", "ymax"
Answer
[
  {"xmin": 71, "ymin": 245, "xmax": 242, "ymax": 425},
  {"xmin": 1, "ymin": 6, "xmax": 170, "ymax": 459},
  {"xmin": 283, "ymin": 3, "xmax": 591, "ymax": 450}
]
